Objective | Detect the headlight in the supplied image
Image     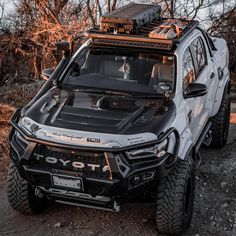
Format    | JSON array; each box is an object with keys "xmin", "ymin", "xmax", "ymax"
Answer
[
  {"xmin": 19, "ymin": 117, "xmax": 34, "ymax": 135},
  {"xmin": 126, "ymin": 139, "xmax": 168, "ymax": 160}
]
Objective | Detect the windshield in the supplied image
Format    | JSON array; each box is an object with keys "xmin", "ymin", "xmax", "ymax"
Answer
[{"xmin": 61, "ymin": 46, "xmax": 175, "ymax": 95}]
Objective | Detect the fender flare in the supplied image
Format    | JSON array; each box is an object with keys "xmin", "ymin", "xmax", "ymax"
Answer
[
  {"xmin": 177, "ymin": 127, "xmax": 194, "ymax": 160},
  {"xmin": 211, "ymin": 76, "xmax": 230, "ymax": 117}
]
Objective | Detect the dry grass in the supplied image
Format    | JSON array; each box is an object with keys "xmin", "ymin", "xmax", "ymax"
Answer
[
  {"xmin": 0, "ymin": 80, "xmax": 44, "ymax": 107},
  {"xmin": 0, "ymin": 81, "xmax": 43, "ymax": 182},
  {"xmin": 0, "ymin": 104, "xmax": 16, "ymax": 181}
]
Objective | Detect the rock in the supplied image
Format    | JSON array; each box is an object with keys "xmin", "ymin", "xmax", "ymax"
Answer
[
  {"xmin": 220, "ymin": 181, "xmax": 227, "ymax": 188},
  {"xmin": 221, "ymin": 203, "xmax": 228, "ymax": 208},
  {"xmin": 87, "ymin": 231, "xmax": 94, "ymax": 235},
  {"xmin": 54, "ymin": 222, "xmax": 62, "ymax": 228},
  {"xmin": 141, "ymin": 218, "xmax": 148, "ymax": 223},
  {"xmin": 233, "ymin": 223, "xmax": 236, "ymax": 232},
  {"xmin": 211, "ymin": 221, "xmax": 216, "ymax": 226},
  {"xmin": 119, "ymin": 225, "xmax": 126, "ymax": 230}
]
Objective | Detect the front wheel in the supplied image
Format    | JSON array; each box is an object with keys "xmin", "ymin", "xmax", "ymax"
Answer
[
  {"xmin": 155, "ymin": 155, "xmax": 195, "ymax": 235},
  {"xmin": 7, "ymin": 160, "xmax": 47, "ymax": 214}
]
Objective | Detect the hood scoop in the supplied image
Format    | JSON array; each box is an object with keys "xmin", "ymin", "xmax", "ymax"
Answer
[{"xmin": 47, "ymin": 92, "xmax": 148, "ymax": 133}]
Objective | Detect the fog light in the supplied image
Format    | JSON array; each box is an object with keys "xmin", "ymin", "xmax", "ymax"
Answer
[
  {"xmin": 130, "ymin": 175, "xmax": 141, "ymax": 186},
  {"xmin": 143, "ymin": 171, "xmax": 155, "ymax": 180},
  {"xmin": 128, "ymin": 171, "xmax": 155, "ymax": 189}
]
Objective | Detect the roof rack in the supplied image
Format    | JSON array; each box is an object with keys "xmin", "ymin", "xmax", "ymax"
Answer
[{"xmin": 84, "ymin": 3, "xmax": 199, "ymax": 51}]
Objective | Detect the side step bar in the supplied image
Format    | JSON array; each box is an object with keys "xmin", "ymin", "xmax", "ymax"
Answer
[{"xmin": 193, "ymin": 121, "xmax": 212, "ymax": 169}]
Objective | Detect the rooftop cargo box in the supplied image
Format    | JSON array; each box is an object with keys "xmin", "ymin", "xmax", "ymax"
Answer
[
  {"xmin": 100, "ymin": 3, "xmax": 162, "ymax": 34},
  {"xmin": 85, "ymin": 3, "xmax": 199, "ymax": 51}
]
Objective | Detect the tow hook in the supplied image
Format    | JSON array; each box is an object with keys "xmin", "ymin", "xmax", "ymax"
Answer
[
  {"xmin": 35, "ymin": 187, "xmax": 44, "ymax": 198},
  {"xmin": 203, "ymin": 130, "xmax": 212, "ymax": 146}
]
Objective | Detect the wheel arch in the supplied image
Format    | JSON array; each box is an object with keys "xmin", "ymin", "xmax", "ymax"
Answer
[{"xmin": 211, "ymin": 77, "xmax": 230, "ymax": 117}]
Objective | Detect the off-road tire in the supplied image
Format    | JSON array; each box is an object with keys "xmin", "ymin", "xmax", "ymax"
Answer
[
  {"xmin": 210, "ymin": 91, "xmax": 230, "ymax": 148},
  {"xmin": 156, "ymin": 155, "xmax": 195, "ymax": 235},
  {"xmin": 7, "ymin": 161, "xmax": 46, "ymax": 214}
]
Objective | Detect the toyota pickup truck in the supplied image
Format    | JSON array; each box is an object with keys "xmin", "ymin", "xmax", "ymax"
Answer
[{"xmin": 7, "ymin": 3, "xmax": 230, "ymax": 235}]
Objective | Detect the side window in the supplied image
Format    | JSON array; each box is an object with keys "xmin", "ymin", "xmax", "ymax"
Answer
[
  {"xmin": 182, "ymin": 47, "xmax": 196, "ymax": 92},
  {"xmin": 191, "ymin": 37, "xmax": 207, "ymax": 75}
]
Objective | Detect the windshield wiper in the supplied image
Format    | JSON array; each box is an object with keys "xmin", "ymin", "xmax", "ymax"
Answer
[
  {"xmin": 130, "ymin": 94, "xmax": 165, "ymax": 99},
  {"xmin": 72, "ymin": 88, "xmax": 130, "ymax": 96}
]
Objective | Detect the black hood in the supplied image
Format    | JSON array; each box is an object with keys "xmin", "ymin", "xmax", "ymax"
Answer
[{"xmin": 24, "ymin": 87, "xmax": 176, "ymax": 136}]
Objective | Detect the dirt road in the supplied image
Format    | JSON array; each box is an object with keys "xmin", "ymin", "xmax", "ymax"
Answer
[{"xmin": 0, "ymin": 125, "xmax": 236, "ymax": 236}]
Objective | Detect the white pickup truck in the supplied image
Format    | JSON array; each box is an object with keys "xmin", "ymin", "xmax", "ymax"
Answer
[{"xmin": 7, "ymin": 3, "xmax": 230, "ymax": 235}]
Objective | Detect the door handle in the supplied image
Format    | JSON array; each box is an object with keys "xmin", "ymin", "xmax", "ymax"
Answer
[
  {"xmin": 218, "ymin": 67, "xmax": 224, "ymax": 80},
  {"xmin": 188, "ymin": 110, "xmax": 192, "ymax": 125},
  {"xmin": 210, "ymin": 72, "xmax": 215, "ymax": 79}
]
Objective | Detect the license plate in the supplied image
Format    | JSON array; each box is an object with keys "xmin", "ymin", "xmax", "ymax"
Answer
[{"xmin": 52, "ymin": 175, "xmax": 83, "ymax": 191}]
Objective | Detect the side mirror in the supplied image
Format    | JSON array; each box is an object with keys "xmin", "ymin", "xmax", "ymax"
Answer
[
  {"xmin": 42, "ymin": 68, "xmax": 54, "ymax": 81},
  {"xmin": 56, "ymin": 40, "xmax": 71, "ymax": 59},
  {"xmin": 184, "ymin": 83, "xmax": 207, "ymax": 98}
]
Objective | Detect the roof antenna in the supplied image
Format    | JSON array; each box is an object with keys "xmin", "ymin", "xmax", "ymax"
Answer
[{"xmin": 168, "ymin": 0, "xmax": 175, "ymax": 18}]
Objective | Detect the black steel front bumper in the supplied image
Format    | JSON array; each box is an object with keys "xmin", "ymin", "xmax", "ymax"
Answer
[{"xmin": 8, "ymin": 108, "xmax": 180, "ymax": 211}]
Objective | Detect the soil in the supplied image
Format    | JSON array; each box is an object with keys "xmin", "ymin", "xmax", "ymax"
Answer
[{"xmin": 0, "ymin": 83, "xmax": 235, "ymax": 236}]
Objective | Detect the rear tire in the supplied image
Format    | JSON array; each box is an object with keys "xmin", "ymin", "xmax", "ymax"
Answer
[
  {"xmin": 7, "ymin": 160, "xmax": 46, "ymax": 214},
  {"xmin": 210, "ymin": 91, "xmax": 230, "ymax": 148},
  {"xmin": 156, "ymin": 155, "xmax": 195, "ymax": 235}
]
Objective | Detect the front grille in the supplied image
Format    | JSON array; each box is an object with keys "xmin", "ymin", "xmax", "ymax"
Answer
[{"xmin": 29, "ymin": 145, "xmax": 110, "ymax": 178}]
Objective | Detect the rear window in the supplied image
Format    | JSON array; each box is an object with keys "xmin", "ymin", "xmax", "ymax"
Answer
[{"xmin": 191, "ymin": 37, "xmax": 207, "ymax": 75}]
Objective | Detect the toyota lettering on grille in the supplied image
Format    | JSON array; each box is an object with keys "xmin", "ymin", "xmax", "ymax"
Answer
[{"xmin": 33, "ymin": 153, "xmax": 110, "ymax": 172}]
